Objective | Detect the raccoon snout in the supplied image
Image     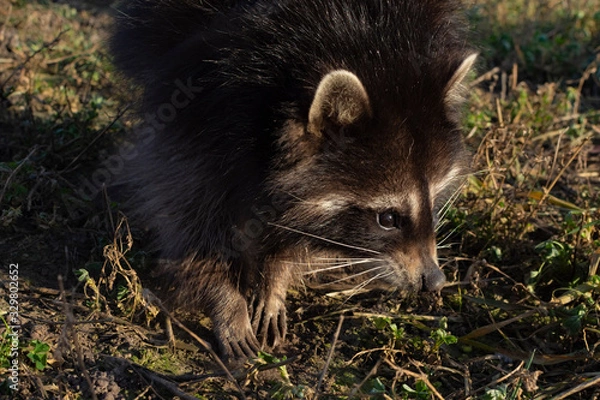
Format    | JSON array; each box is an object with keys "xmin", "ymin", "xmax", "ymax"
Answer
[{"xmin": 421, "ymin": 263, "xmax": 446, "ymax": 292}]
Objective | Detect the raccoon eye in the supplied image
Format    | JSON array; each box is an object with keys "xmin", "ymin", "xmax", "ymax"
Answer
[{"xmin": 377, "ymin": 210, "xmax": 398, "ymax": 230}]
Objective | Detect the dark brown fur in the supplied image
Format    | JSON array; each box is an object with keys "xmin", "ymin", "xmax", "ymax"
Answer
[{"xmin": 110, "ymin": 0, "xmax": 476, "ymax": 360}]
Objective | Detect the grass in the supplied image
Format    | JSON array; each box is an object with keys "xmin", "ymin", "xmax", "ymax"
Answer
[
  {"xmin": 468, "ymin": 0, "xmax": 600, "ymax": 83},
  {"xmin": 0, "ymin": 0, "xmax": 599, "ymax": 398}
]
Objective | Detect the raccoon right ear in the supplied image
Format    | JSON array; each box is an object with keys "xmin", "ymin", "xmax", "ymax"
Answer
[
  {"xmin": 444, "ymin": 53, "xmax": 478, "ymax": 109},
  {"xmin": 307, "ymin": 70, "xmax": 372, "ymax": 137}
]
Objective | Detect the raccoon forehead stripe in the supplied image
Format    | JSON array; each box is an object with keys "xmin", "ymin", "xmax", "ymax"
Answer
[
  {"xmin": 315, "ymin": 195, "xmax": 351, "ymax": 212},
  {"xmin": 368, "ymin": 194, "xmax": 406, "ymax": 210},
  {"xmin": 407, "ymin": 192, "xmax": 422, "ymax": 221}
]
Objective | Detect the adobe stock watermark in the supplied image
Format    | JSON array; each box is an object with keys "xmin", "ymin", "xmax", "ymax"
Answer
[
  {"xmin": 5, "ymin": 263, "xmax": 21, "ymax": 391},
  {"xmin": 76, "ymin": 77, "xmax": 204, "ymax": 201}
]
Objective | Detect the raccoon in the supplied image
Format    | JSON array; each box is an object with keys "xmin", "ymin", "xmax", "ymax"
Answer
[{"xmin": 110, "ymin": 0, "xmax": 476, "ymax": 361}]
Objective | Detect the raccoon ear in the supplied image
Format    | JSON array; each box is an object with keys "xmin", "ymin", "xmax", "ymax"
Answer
[
  {"xmin": 444, "ymin": 53, "xmax": 478, "ymax": 110},
  {"xmin": 307, "ymin": 70, "xmax": 372, "ymax": 136}
]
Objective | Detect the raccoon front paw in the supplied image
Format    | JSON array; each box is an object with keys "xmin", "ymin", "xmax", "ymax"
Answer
[
  {"xmin": 250, "ymin": 293, "xmax": 288, "ymax": 350},
  {"xmin": 214, "ymin": 319, "xmax": 261, "ymax": 362},
  {"xmin": 212, "ymin": 296, "xmax": 260, "ymax": 361}
]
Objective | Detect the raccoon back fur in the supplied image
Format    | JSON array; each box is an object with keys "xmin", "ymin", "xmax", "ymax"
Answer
[{"xmin": 110, "ymin": 0, "xmax": 477, "ymax": 361}]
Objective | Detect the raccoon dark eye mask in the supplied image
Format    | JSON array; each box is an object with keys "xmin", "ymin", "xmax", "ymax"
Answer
[{"xmin": 110, "ymin": 0, "xmax": 476, "ymax": 362}]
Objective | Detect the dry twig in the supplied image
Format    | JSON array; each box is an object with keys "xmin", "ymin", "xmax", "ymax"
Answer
[{"xmin": 315, "ymin": 314, "xmax": 345, "ymax": 394}]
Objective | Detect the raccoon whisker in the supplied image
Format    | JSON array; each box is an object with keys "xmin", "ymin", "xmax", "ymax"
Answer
[
  {"xmin": 267, "ymin": 223, "xmax": 381, "ymax": 255},
  {"xmin": 360, "ymin": 269, "xmax": 394, "ymax": 288},
  {"xmin": 343, "ymin": 270, "xmax": 396, "ymax": 302},
  {"xmin": 281, "ymin": 257, "xmax": 381, "ymax": 269},
  {"xmin": 281, "ymin": 260, "xmax": 345, "ymax": 266},
  {"xmin": 436, "ymin": 171, "xmax": 482, "ymax": 214},
  {"xmin": 436, "ymin": 183, "xmax": 466, "ymax": 231},
  {"xmin": 437, "ymin": 175, "xmax": 469, "ymax": 212},
  {"xmin": 284, "ymin": 256, "xmax": 380, "ymax": 264},
  {"xmin": 437, "ymin": 230, "xmax": 454, "ymax": 247},
  {"xmin": 311, "ymin": 256, "xmax": 383, "ymax": 264},
  {"xmin": 303, "ymin": 259, "xmax": 382, "ymax": 275},
  {"xmin": 437, "ymin": 225, "xmax": 462, "ymax": 247},
  {"xmin": 303, "ymin": 265, "xmax": 360, "ymax": 275},
  {"xmin": 318, "ymin": 264, "xmax": 387, "ymax": 286},
  {"xmin": 277, "ymin": 190, "xmax": 308, "ymax": 203},
  {"xmin": 312, "ymin": 256, "xmax": 377, "ymax": 261},
  {"xmin": 309, "ymin": 257, "xmax": 384, "ymax": 266},
  {"xmin": 436, "ymin": 242, "xmax": 459, "ymax": 250}
]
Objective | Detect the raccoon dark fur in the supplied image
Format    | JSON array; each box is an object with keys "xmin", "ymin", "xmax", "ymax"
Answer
[{"xmin": 110, "ymin": 0, "xmax": 477, "ymax": 360}]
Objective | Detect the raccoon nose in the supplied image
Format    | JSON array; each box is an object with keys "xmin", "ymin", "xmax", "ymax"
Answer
[{"xmin": 422, "ymin": 264, "xmax": 446, "ymax": 292}]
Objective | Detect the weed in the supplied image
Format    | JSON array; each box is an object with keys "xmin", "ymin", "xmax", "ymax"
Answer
[
  {"xmin": 372, "ymin": 316, "xmax": 406, "ymax": 344},
  {"xmin": 430, "ymin": 319, "xmax": 458, "ymax": 353},
  {"xmin": 130, "ymin": 348, "xmax": 185, "ymax": 375},
  {"xmin": 251, "ymin": 352, "xmax": 310, "ymax": 399},
  {"xmin": 483, "ymin": 385, "xmax": 509, "ymax": 400},
  {"xmin": 401, "ymin": 380, "xmax": 435, "ymax": 399},
  {"xmin": 362, "ymin": 377, "xmax": 387, "ymax": 396},
  {"xmin": 26, "ymin": 340, "xmax": 50, "ymax": 371},
  {"xmin": 0, "ymin": 317, "xmax": 14, "ymax": 370}
]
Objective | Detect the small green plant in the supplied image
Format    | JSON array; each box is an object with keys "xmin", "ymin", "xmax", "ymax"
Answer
[
  {"xmin": 483, "ymin": 384, "xmax": 509, "ymax": 400},
  {"xmin": 430, "ymin": 318, "xmax": 458, "ymax": 352},
  {"xmin": 363, "ymin": 377, "xmax": 387, "ymax": 396},
  {"xmin": 373, "ymin": 316, "xmax": 406, "ymax": 344},
  {"xmin": 26, "ymin": 340, "xmax": 50, "ymax": 371},
  {"xmin": 256, "ymin": 352, "xmax": 309, "ymax": 400},
  {"xmin": 401, "ymin": 380, "xmax": 434, "ymax": 399},
  {"xmin": 558, "ymin": 303, "xmax": 588, "ymax": 336}
]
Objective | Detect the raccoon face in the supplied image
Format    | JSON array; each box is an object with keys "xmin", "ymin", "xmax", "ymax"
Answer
[{"xmin": 273, "ymin": 54, "xmax": 477, "ymax": 293}]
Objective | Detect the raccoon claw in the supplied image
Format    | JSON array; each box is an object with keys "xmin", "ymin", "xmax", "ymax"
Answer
[
  {"xmin": 213, "ymin": 297, "xmax": 261, "ymax": 362},
  {"xmin": 217, "ymin": 323, "xmax": 261, "ymax": 362},
  {"xmin": 250, "ymin": 294, "xmax": 287, "ymax": 350}
]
